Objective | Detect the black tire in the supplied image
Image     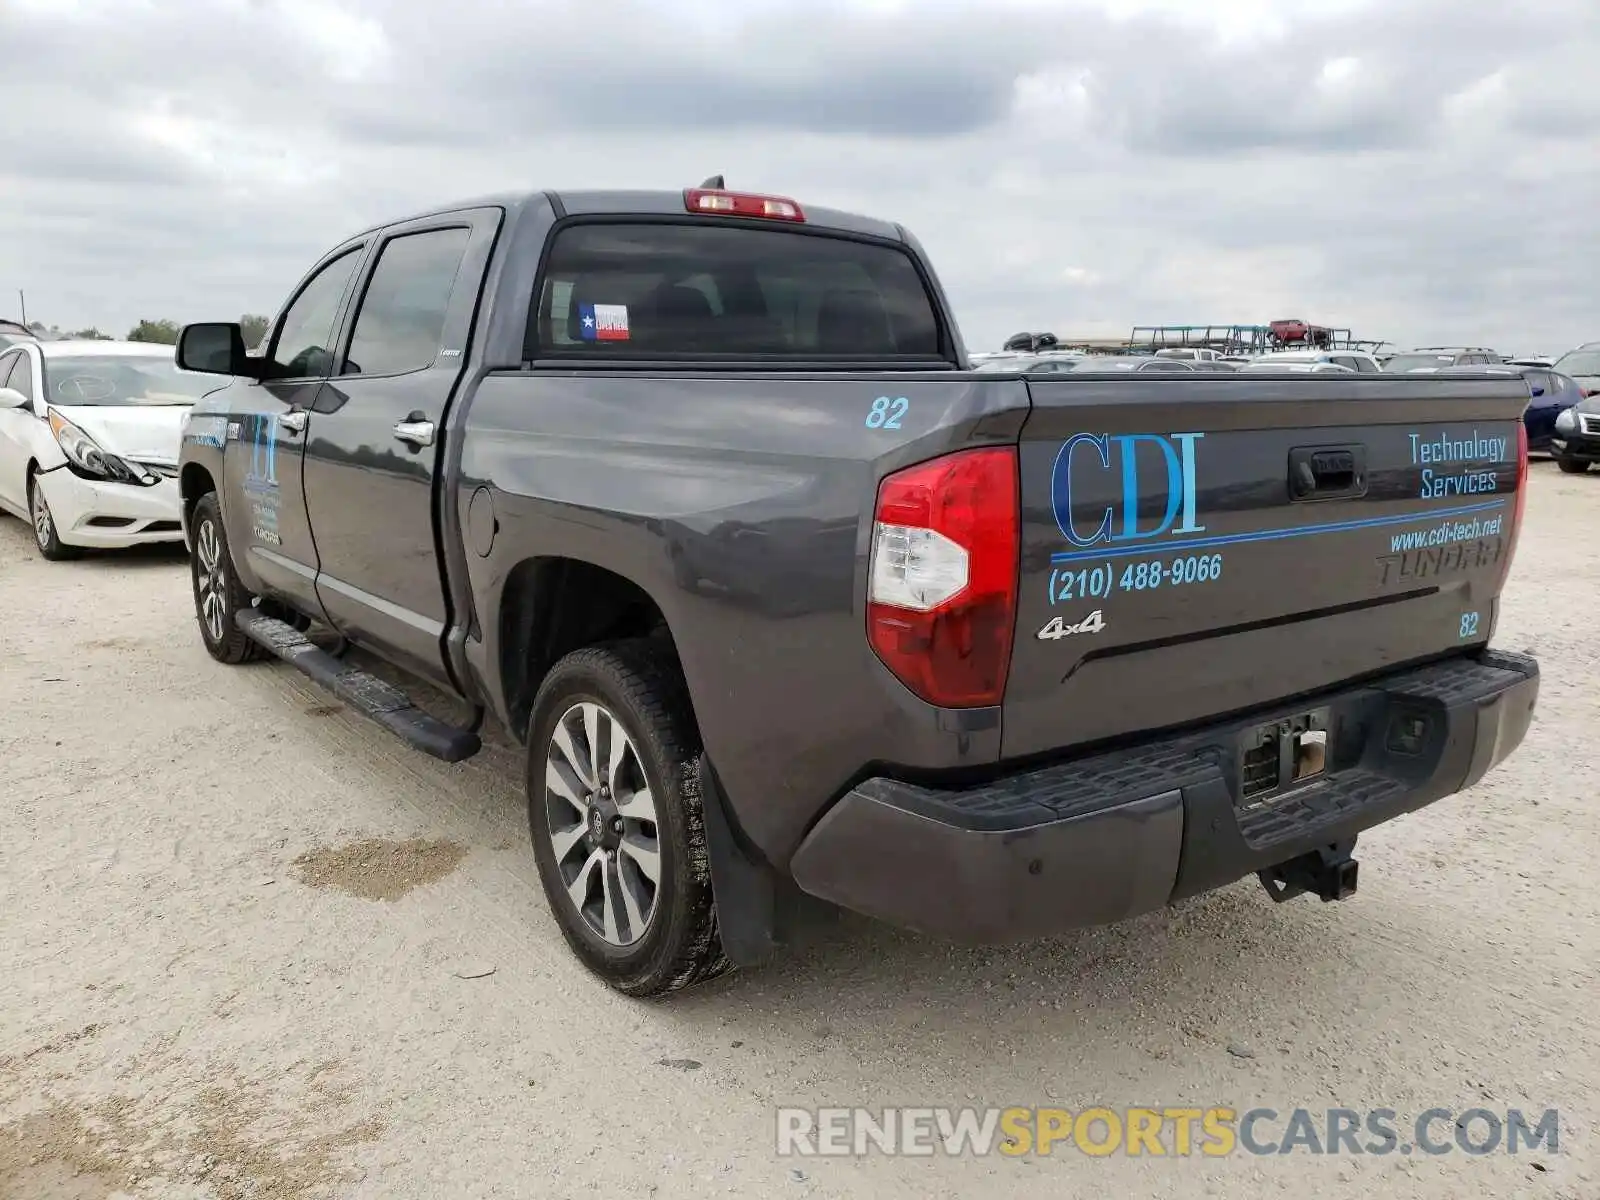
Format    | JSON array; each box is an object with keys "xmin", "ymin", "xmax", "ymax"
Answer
[
  {"xmin": 526, "ymin": 639, "xmax": 729, "ymax": 997},
  {"xmin": 189, "ymin": 493, "xmax": 263, "ymax": 665},
  {"xmin": 28, "ymin": 474, "xmax": 81, "ymax": 561},
  {"xmin": 1557, "ymin": 455, "xmax": 1589, "ymax": 475}
]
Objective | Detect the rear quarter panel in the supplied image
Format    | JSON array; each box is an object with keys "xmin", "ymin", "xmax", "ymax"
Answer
[{"xmin": 456, "ymin": 370, "xmax": 1026, "ymax": 864}]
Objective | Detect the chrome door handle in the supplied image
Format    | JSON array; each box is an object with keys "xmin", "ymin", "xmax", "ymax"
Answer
[
  {"xmin": 393, "ymin": 419, "xmax": 435, "ymax": 447},
  {"xmin": 277, "ymin": 411, "xmax": 308, "ymax": 433}
]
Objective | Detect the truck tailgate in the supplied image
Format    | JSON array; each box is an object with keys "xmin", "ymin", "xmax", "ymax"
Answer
[{"xmin": 1003, "ymin": 375, "xmax": 1529, "ymax": 760}]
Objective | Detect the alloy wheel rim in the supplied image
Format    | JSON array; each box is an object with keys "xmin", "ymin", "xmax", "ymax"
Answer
[
  {"xmin": 31, "ymin": 488, "xmax": 51, "ymax": 548},
  {"xmin": 544, "ymin": 701, "xmax": 662, "ymax": 947},
  {"xmin": 194, "ymin": 519, "xmax": 227, "ymax": 643}
]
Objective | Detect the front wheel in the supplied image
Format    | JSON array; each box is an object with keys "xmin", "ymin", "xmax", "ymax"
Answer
[
  {"xmin": 1557, "ymin": 455, "xmax": 1589, "ymax": 475},
  {"xmin": 189, "ymin": 493, "xmax": 263, "ymax": 664},
  {"xmin": 29, "ymin": 475, "xmax": 80, "ymax": 561},
  {"xmin": 526, "ymin": 640, "xmax": 728, "ymax": 997}
]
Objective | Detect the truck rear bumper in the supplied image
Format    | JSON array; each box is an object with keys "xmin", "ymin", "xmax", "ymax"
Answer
[{"xmin": 788, "ymin": 650, "xmax": 1539, "ymax": 942}]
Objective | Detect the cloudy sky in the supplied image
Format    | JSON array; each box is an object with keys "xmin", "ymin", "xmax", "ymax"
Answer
[{"xmin": 3, "ymin": 0, "xmax": 1596, "ymax": 355}]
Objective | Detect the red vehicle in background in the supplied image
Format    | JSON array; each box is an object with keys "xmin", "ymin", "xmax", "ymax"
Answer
[{"xmin": 1269, "ymin": 318, "xmax": 1340, "ymax": 349}]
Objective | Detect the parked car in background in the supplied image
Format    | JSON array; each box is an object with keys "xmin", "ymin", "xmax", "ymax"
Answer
[
  {"xmin": 1065, "ymin": 355, "xmax": 1196, "ymax": 372},
  {"xmin": 0, "ymin": 340, "xmax": 220, "ymax": 559},
  {"xmin": 1383, "ymin": 347, "xmax": 1501, "ymax": 372},
  {"xmin": 1238, "ymin": 359, "xmax": 1353, "ymax": 374},
  {"xmin": 1155, "ymin": 347, "xmax": 1228, "ymax": 364},
  {"xmin": 1435, "ymin": 364, "xmax": 1583, "ymax": 454},
  {"xmin": 1551, "ymin": 343, "xmax": 1600, "ymax": 398},
  {"xmin": 971, "ymin": 353, "xmax": 1085, "ymax": 374},
  {"xmin": 1505, "ymin": 356, "xmax": 1555, "ymax": 369},
  {"xmin": 0, "ymin": 319, "xmax": 38, "ymax": 350},
  {"xmin": 1552, "ymin": 392, "xmax": 1600, "ymax": 473},
  {"xmin": 1242, "ymin": 349, "xmax": 1381, "ymax": 374},
  {"xmin": 1001, "ymin": 331, "xmax": 1061, "ymax": 353}
]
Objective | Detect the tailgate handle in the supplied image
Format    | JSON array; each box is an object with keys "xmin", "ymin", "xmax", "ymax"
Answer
[{"xmin": 1289, "ymin": 445, "xmax": 1367, "ymax": 500}]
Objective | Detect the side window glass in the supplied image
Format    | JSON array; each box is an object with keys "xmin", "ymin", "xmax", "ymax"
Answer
[
  {"xmin": 269, "ymin": 248, "xmax": 362, "ymax": 379},
  {"xmin": 1354, "ymin": 356, "xmax": 1379, "ymax": 373},
  {"xmin": 7, "ymin": 352, "xmax": 35, "ymax": 400},
  {"xmin": 343, "ymin": 227, "xmax": 472, "ymax": 377}
]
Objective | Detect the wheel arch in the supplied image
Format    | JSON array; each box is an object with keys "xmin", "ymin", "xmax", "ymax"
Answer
[
  {"xmin": 496, "ymin": 555, "xmax": 684, "ymax": 745},
  {"xmin": 180, "ymin": 461, "xmax": 217, "ymax": 518}
]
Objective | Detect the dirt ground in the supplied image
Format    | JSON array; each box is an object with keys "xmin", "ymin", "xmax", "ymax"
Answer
[{"xmin": 1, "ymin": 463, "xmax": 1595, "ymax": 1200}]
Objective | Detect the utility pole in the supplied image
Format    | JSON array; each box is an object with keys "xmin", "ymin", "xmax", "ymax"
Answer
[{"xmin": 17, "ymin": 290, "xmax": 25, "ymax": 326}]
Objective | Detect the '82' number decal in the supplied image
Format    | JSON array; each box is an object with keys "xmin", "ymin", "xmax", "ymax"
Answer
[
  {"xmin": 1460, "ymin": 611, "xmax": 1481, "ymax": 639},
  {"xmin": 865, "ymin": 396, "xmax": 909, "ymax": 430}
]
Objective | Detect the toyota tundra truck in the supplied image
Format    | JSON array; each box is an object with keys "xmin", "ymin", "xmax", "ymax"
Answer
[{"xmin": 172, "ymin": 183, "xmax": 1539, "ymax": 996}]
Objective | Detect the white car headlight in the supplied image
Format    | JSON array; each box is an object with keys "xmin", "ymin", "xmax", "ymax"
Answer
[
  {"xmin": 46, "ymin": 408, "xmax": 157, "ymax": 486},
  {"xmin": 1555, "ymin": 408, "xmax": 1577, "ymax": 434}
]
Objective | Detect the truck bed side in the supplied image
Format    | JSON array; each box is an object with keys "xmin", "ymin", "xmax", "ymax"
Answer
[{"xmin": 455, "ymin": 371, "xmax": 1027, "ymax": 861}]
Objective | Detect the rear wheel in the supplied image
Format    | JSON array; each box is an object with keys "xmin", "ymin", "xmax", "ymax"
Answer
[
  {"xmin": 189, "ymin": 493, "xmax": 263, "ymax": 664},
  {"xmin": 1557, "ymin": 455, "xmax": 1589, "ymax": 475},
  {"xmin": 526, "ymin": 640, "xmax": 728, "ymax": 997},
  {"xmin": 29, "ymin": 475, "xmax": 80, "ymax": 561}
]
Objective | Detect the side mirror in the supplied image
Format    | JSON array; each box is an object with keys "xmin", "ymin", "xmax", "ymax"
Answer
[
  {"xmin": 1530, "ymin": 386, "xmax": 1545, "ymax": 397},
  {"xmin": 0, "ymin": 386, "xmax": 28, "ymax": 409},
  {"xmin": 177, "ymin": 322, "xmax": 260, "ymax": 378}
]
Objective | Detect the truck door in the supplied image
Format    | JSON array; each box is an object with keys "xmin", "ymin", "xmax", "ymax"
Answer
[
  {"xmin": 220, "ymin": 243, "xmax": 367, "ymax": 620},
  {"xmin": 300, "ymin": 211, "xmax": 499, "ymax": 689}
]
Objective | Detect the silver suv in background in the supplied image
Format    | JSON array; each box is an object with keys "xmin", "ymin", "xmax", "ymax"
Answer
[
  {"xmin": 0, "ymin": 320, "xmax": 38, "ymax": 350},
  {"xmin": 1239, "ymin": 349, "xmax": 1382, "ymax": 373},
  {"xmin": 1550, "ymin": 342, "xmax": 1600, "ymax": 398},
  {"xmin": 1383, "ymin": 346, "xmax": 1501, "ymax": 372}
]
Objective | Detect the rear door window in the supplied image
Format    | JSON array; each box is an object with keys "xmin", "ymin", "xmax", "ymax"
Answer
[
  {"xmin": 342, "ymin": 227, "xmax": 472, "ymax": 377},
  {"xmin": 529, "ymin": 222, "xmax": 944, "ymax": 361}
]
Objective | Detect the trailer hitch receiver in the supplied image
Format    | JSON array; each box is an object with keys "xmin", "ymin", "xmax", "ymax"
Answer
[{"xmin": 1258, "ymin": 839, "xmax": 1358, "ymax": 904}]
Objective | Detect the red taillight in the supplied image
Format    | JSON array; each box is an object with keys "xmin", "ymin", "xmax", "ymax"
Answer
[
  {"xmin": 683, "ymin": 188, "xmax": 805, "ymax": 222},
  {"xmin": 866, "ymin": 447, "xmax": 1019, "ymax": 708},
  {"xmin": 1497, "ymin": 422, "xmax": 1529, "ymax": 591}
]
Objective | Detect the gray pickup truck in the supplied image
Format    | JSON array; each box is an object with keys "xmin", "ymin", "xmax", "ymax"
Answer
[{"xmin": 173, "ymin": 182, "xmax": 1539, "ymax": 995}]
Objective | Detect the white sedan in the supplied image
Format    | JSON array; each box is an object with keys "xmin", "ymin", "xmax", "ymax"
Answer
[{"xmin": 0, "ymin": 340, "xmax": 220, "ymax": 560}]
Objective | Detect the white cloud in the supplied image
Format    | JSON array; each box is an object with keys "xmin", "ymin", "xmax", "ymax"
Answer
[{"xmin": 0, "ymin": 0, "xmax": 1595, "ymax": 355}]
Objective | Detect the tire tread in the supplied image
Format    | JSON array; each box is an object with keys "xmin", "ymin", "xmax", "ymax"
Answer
[
  {"xmin": 190, "ymin": 493, "xmax": 264, "ymax": 665},
  {"xmin": 528, "ymin": 638, "xmax": 730, "ymax": 997}
]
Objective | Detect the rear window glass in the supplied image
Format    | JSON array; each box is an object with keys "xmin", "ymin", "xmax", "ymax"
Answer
[{"xmin": 528, "ymin": 222, "xmax": 944, "ymax": 361}]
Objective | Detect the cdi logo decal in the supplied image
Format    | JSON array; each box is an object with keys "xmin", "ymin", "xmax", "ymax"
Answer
[
  {"xmin": 1052, "ymin": 432, "xmax": 1206, "ymax": 548},
  {"xmin": 245, "ymin": 414, "xmax": 279, "ymax": 488}
]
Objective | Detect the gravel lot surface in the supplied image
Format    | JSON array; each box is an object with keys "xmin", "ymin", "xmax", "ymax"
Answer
[{"xmin": 1, "ymin": 462, "xmax": 1594, "ymax": 1199}]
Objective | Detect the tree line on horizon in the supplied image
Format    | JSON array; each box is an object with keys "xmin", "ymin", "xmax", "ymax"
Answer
[{"xmin": 14, "ymin": 315, "xmax": 272, "ymax": 348}]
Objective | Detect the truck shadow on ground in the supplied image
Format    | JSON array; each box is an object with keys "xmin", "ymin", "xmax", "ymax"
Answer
[
  {"xmin": 340, "ymin": 639, "xmax": 1519, "ymax": 1087},
  {"xmin": 653, "ymin": 879, "xmax": 1528, "ymax": 1105}
]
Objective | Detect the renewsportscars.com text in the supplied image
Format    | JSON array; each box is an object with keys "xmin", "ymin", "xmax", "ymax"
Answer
[
  {"xmin": 1391, "ymin": 514, "xmax": 1505, "ymax": 553},
  {"xmin": 775, "ymin": 1105, "xmax": 1559, "ymax": 1158}
]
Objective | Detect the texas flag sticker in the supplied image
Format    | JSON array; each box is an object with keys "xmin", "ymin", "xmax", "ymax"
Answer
[{"xmin": 578, "ymin": 303, "xmax": 630, "ymax": 341}]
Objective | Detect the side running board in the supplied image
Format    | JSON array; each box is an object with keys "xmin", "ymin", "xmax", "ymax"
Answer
[{"xmin": 236, "ymin": 610, "xmax": 481, "ymax": 763}]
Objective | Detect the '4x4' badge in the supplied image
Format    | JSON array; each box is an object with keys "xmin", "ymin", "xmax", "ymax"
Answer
[{"xmin": 1037, "ymin": 610, "xmax": 1107, "ymax": 640}]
